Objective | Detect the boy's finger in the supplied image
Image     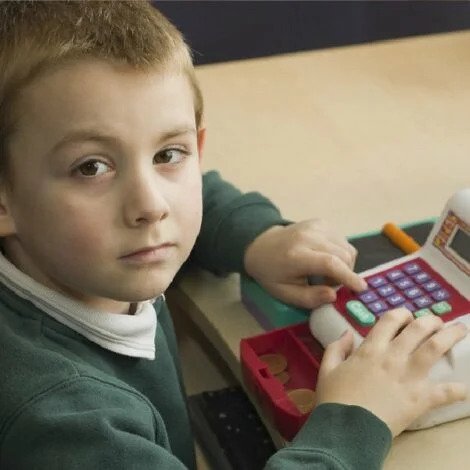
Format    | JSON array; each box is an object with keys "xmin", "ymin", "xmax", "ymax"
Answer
[
  {"xmin": 319, "ymin": 330, "xmax": 354, "ymax": 376},
  {"xmin": 346, "ymin": 243, "xmax": 358, "ymax": 267},
  {"xmin": 307, "ymin": 239, "xmax": 356, "ymax": 270},
  {"xmin": 326, "ymin": 235, "xmax": 358, "ymax": 264},
  {"xmin": 297, "ymin": 251, "xmax": 366, "ymax": 292},
  {"xmin": 391, "ymin": 314, "xmax": 444, "ymax": 354},
  {"xmin": 429, "ymin": 382, "xmax": 467, "ymax": 409},
  {"xmin": 303, "ymin": 219, "xmax": 351, "ymax": 253},
  {"xmin": 292, "ymin": 227, "xmax": 352, "ymax": 269},
  {"xmin": 412, "ymin": 323, "xmax": 468, "ymax": 373},
  {"xmin": 365, "ymin": 308, "xmax": 414, "ymax": 346},
  {"xmin": 263, "ymin": 282, "xmax": 337, "ymax": 309}
]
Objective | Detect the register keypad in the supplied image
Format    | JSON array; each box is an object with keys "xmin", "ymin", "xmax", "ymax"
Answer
[{"xmin": 346, "ymin": 261, "xmax": 454, "ymax": 326}]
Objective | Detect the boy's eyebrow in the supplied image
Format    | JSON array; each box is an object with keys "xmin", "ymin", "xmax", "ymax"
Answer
[{"xmin": 49, "ymin": 127, "xmax": 197, "ymax": 155}]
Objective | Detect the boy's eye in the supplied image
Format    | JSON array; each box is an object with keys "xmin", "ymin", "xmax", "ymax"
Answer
[
  {"xmin": 154, "ymin": 148, "xmax": 187, "ymax": 165},
  {"xmin": 76, "ymin": 160, "xmax": 110, "ymax": 177}
]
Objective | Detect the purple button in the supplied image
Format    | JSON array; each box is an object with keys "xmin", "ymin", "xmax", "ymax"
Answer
[
  {"xmin": 386, "ymin": 270, "xmax": 405, "ymax": 282},
  {"xmin": 403, "ymin": 263, "xmax": 421, "ymax": 275},
  {"xmin": 368, "ymin": 276, "xmax": 387, "ymax": 288},
  {"xmin": 404, "ymin": 287, "xmax": 423, "ymax": 299},
  {"xmin": 423, "ymin": 280, "xmax": 440, "ymax": 292},
  {"xmin": 413, "ymin": 272, "xmax": 431, "ymax": 284},
  {"xmin": 414, "ymin": 296, "xmax": 433, "ymax": 308},
  {"xmin": 394, "ymin": 277, "xmax": 415, "ymax": 290},
  {"xmin": 404, "ymin": 302, "xmax": 417, "ymax": 313},
  {"xmin": 358, "ymin": 291, "xmax": 379, "ymax": 303},
  {"xmin": 431, "ymin": 289, "xmax": 450, "ymax": 301},
  {"xmin": 377, "ymin": 284, "xmax": 396, "ymax": 297},
  {"xmin": 387, "ymin": 294, "xmax": 406, "ymax": 307},
  {"xmin": 368, "ymin": 300, "xmax": 388, "ymax": 314}
]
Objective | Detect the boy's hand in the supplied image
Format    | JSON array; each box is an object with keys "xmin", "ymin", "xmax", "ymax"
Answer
[
  {"xmin": 243, "ymin": 220, "xmax": 367, "ymax": 309},
  {"xmin": 315, "ymin": 308, "xmax": 468, "ymax": 437}
]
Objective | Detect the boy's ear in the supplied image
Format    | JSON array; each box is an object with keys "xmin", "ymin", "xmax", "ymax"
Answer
[
  {"xmin": 197, "ymin": 128, "xmax": 206, "ymax": 162},
  {"xmin": 0, "ymin": 186, "xmax": 16, "ymax": 236}
]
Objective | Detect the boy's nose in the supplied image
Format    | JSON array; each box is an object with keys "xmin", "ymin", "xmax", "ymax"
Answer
[{"xmin": 123, "ymin": 172, "xmax": 170, "ymax": 227}]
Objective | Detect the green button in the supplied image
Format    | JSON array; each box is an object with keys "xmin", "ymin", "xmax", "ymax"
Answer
[
  {"xmin": 346, "ymin": 300, "xmax": 376, "ymax": 326},
  {"xmin": 414, "ymin": 308, "xmax": 433, "ymax": 318},
  {"xmin": 431, "ymin": 301, "xmax": 452, "ymax": 316}
]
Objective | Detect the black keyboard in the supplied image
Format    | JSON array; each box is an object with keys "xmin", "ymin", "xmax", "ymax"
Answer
[{"xmin": 188, "ymin": 386, "xmax": 276, "ymax": 470}]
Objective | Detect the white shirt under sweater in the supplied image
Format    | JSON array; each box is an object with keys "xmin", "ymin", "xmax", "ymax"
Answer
[{"xmin": 0, "ymin": 253, "xmax": 157, "ymax": 359}]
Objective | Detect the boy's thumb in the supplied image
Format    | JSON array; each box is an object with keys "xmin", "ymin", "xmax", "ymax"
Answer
[{"xmin": 319, "ymin": 330, "xmax": 354, "ymax": 373}]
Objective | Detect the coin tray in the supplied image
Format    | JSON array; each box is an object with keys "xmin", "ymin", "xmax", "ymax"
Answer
[{"xmin": 240, "ymin": 322, "xmax": 324, "ymax": 441}]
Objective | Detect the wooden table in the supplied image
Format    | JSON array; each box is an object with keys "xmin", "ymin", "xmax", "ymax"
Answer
[{"xmin": 174, "ymin": 31, "xmax": 470, "ymax": 469}]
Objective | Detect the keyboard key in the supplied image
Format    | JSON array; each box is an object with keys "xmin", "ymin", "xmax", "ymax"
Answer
[
  {"xmin": 431, "ymin": 301, "xmax": 452, "ymax": 316},
  {"xmin": 404, "ymin": 302, "xmax": 417, "ymax": 313},
  {"xmin": 414, "ymin": 296, "xmax": 433, "ymax": 309},
  {"xmin": 431, "ymin": 289, "xmax": 450, "ymax": 302},
  {"xmin": 414, "ymin": 308, "xmax": 433, "ymax": 318},
  {"xmin": 346, "ymin": 301, "xmax": 376, "ymax": 326},
  {"xmin": 386, "ymin": 270, "xmax": 405, "ymax": 282},
  {"xmin": 387, "ymin": 293, "xmax": 406, "ymax": 307},
  {"xmin": 413, "ymin": 272, "xmax": 431, "ymax": 284},
  {"xmin": 368, "ymin": 276, "xmax": 387, "ymax": 288},
  {"xmin": 404, "ymin": 287, "xmax": 423, "ymax": 299},
  {"xmin": 394, "ymin": 277, "xmax": 415, "ymax": 290},
  {"xmin": 368, "ymin": 300, "xmax": 389, "ymax": 315},
  {"xmin": 403, "ymin": 263, "xmax": 421, "ymax": 275},
  {"xmin": 377, "ymin": 284, "xmax": 396, "ymax": 297},
  {"xmin": 358, "ymin": 291, "xmax": 379, "ymax": 303},
  {"xmin": 423, "ymin": 280, "xmax": 441, "ymax": 292}
]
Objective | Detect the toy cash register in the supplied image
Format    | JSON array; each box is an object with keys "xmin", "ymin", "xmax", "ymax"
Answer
[{"xmin": 309, "ymin": 188, "xmax": 470, "ymax": 429}]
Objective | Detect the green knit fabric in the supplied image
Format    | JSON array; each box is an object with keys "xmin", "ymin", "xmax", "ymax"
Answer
[
  {"xmin": 189, "ymin": 171, "xmax": 291, "ymax": 275},
  {"xmin": 0, "ymin": 289, "xmax": 195, "ymax": 469}
]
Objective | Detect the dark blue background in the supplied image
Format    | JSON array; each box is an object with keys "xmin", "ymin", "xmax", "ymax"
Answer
[{"xmin": 155, "ymin": 1, "xmax": 470, "ymax": 64}]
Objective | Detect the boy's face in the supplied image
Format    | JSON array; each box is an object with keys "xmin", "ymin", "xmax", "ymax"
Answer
[{"xmin": 0, "ymin": 60, "xmax": 204, "ymax": 314}]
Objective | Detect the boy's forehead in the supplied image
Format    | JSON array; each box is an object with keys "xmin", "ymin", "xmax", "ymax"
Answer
[
  {"xmin": 20, "ymin": 59, "xmax": 194, "ymax": 118},
  {"xmin": 13, "ymin": 59, "xmax": 196, "ymax": 151}
]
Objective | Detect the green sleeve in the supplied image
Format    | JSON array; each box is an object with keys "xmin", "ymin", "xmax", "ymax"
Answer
[
  {"xmin": 265, "ymin": 404, "xmax": 392, "ymax": 469},
  {"xmin": 189, "ymin": 171, "xmax": 289, "ymax": 275},
  {"xmin": 0, "ymin": 377, "xmax": 189, "ymax": 470}
]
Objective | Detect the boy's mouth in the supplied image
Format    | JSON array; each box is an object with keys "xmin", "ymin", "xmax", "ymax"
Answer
[{"xmin": 119, "ymin": 243, "xmax": 175, "ymax": 264}]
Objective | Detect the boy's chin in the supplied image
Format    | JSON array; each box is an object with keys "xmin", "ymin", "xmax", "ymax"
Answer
[{"xmin": 110, "ymin": 281, "xmax": 171, "ymax": 303}]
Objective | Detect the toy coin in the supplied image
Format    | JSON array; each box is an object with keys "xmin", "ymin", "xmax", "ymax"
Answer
[
  {"xmin": 258, "ymin": 353, "xmax": 287, "ymax": 375},
  {"xmin": 287, "ymin": 388, "xmax": 315, "ymax": 414},
  {"xmin": 275, "ymin": 370, "xmax": 290, "ymax": 385}
]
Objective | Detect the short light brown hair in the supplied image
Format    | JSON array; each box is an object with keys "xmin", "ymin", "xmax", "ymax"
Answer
[{"xmin": 0, "ymin": 0, "xmax": 203, "ymax": 178}]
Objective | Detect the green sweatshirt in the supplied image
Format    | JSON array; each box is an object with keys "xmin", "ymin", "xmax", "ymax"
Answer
[{"xmin": 0, "ymin": 171, "xmax": 391, "ymax": 469}]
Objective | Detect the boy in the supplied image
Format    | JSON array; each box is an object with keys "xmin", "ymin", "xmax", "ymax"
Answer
[{"xmin": 0, "ymin": 2, "xmax": 466, "ymax": 469}]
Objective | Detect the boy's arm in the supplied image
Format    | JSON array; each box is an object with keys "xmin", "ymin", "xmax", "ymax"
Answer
[
  {"xmin": 265, "ymin": 403, "xmax": 391, "ymax": 469},
  {"xmin": 187, "ymin": 171, "xmax": 365, "ymax": 309},
  {"xmin": 188, "ymin": 170, "xmax": 289, "ymax": 275}
]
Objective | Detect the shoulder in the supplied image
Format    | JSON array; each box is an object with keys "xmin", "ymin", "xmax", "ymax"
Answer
[
  {"xmin": 0, "ymin": 375, "xmax": 177, "ymax": 469},
  {"xmin": 0, "ymin": 307, "xmax": 158, "ymax": 435},
  {"xmin": 0, "ymin": 372, "xmax": 162, "ymax": 442}
]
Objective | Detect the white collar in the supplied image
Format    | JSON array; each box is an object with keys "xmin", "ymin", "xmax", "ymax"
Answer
[{"xmin": 0, "ymin": 253, "xmax": 158, "ymax": 359}]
